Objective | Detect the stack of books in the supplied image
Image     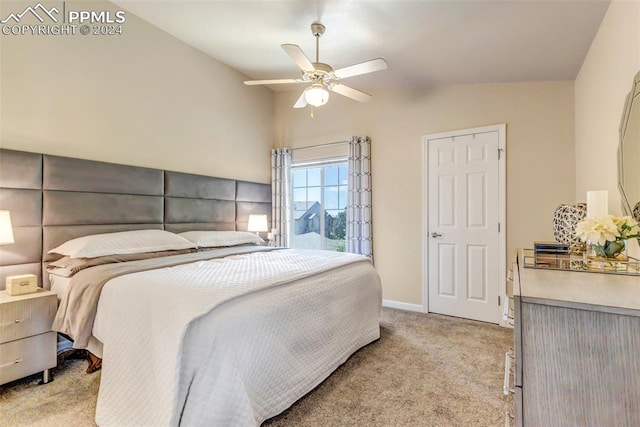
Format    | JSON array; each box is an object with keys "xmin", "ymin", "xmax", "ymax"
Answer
[{"xmin": 534, "ymin": 242, "xmax": 570, "ymax": 267}]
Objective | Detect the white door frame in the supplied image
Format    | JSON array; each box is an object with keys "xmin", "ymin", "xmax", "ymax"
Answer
[{"xmin": 422, "ymin": 124, "xmax": 507, "ymax": 325}]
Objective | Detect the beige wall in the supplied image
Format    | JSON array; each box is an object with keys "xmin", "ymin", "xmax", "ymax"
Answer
[
  {"xmin": 0, "ymin": 1, "xmax": 273, "ymax": 183},
  {"xmin": 575, "ymin": 0, "xmax": 639, "ymax": 212},
  {"xmin": 2, "ymin": 0, "xmax": 616, "ymax": 306},
  {"xmin": 276, "ymin": 82, "xmax": 575, "ymax": 304},
  {"xmin": 575, "ymin": 0, "xmax": 640, "ymax": 257}
]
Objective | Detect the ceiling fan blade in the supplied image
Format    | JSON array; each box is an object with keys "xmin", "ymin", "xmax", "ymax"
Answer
[
  {"xmin": 281, "ymin": 44, "xmax": 316, "ymax": 72},
  {"xmin": 329, "ymin": 83, "xmax": 372, "ymax": 103},
  {"xmin": 293, "ymin": 91, "xmax": 308, "ymax": 108},
  {"xmin": 333, "ymin": 58, "xmax": 388, "ymax": 80},
  {"xmin": 244, "ymin": 78, "xmax": 304, "ymax": 86}
]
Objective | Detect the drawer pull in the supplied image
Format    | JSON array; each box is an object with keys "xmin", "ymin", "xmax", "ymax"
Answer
[
  {"xmin": 0, "ymin": 358, "xmax": 24, "ymax": 368},
  {"xmin": 503, "ymin": 350, "xmax": 514, "ymax": 395},
  {"xmin": 504, "ymin": 410, "xmax": 514, "ymax": 427},
  {"xmin": 1, "ymin": 318, "xmax": 24, "ymax": 327}
]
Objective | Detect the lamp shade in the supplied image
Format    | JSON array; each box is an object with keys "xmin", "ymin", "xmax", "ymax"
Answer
[
  {"xmin": 0, "ymin": 210, "xmax": 14, "ymax": 245},
  {"xmin": 247, "ymin": 214, "xmax": 269, "ymax": 233},
  {"xmin": 304, "ymin": 84, "xmax": 330, "ymax": 107}
]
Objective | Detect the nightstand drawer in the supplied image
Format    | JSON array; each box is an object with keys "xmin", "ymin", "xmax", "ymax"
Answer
[
  {"xmin": 0, "ymin": 292, "xmax": 57, "ymax": 344},
  {"xmin": 0, "ymin": 331, "xmax": 56, "ymax": 385}
]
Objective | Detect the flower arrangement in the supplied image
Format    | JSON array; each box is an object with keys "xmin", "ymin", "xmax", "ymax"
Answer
[{"xmin": 575, "ymin": 215, "xmax": 640, "ymax": 258}]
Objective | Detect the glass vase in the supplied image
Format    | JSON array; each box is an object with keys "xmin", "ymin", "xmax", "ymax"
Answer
[{"xmin": 584, "ymin": 239, "xmax": 628, "ymax": 272}]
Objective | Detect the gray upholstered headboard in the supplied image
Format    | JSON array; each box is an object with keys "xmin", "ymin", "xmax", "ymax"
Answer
[{"xmin": 0, "ymin": 148, "xmax": 271, "ymax": 290}]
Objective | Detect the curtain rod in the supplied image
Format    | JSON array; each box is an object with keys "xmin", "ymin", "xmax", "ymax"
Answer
[{"xmin": 290, "ymin": 140, "xmax": 349, "ymax": 151}]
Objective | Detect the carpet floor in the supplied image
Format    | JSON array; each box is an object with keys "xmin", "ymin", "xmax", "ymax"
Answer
[{"xmin": 0, "ymin": 308, "xmax": 513, "ymax": 426}]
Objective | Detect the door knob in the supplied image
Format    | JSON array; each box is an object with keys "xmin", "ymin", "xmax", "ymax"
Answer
[{"xmin": 431, "ymin": 232, "xmax": 442, "ymax": 238}]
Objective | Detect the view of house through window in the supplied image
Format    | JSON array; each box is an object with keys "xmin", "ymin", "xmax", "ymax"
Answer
[{"xmin": 291, "ymin": 161, "xmax": 348, "ymax": 251}]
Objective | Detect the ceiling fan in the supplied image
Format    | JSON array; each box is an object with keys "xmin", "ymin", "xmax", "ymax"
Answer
[{"xmin": 244, "ymin": 23, "xmax": 387, "ymax": 109}]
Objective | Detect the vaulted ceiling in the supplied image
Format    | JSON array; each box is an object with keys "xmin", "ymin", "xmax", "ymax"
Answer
[{"xmin": 113, "ymin": 0, "xmax": 610, "ymax": 90}]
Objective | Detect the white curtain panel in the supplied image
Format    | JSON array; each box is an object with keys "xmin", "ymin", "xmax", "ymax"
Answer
[
  {"xmin": 271, "ymin": 147, "xmax": 291, "ymax": 247},
  {"xmin": 347, "ymin": 136, "xmax": 373, "ymax": 258}
]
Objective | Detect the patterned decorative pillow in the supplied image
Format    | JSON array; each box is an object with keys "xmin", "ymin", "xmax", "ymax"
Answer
[{"xmin": 553, "ymin": 203, "xmax": 587, "ymax": 253}]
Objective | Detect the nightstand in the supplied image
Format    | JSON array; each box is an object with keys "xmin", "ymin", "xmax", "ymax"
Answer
[{"xmin": 0, "ymin": 288, "xmax": 57, "ymax": 385}]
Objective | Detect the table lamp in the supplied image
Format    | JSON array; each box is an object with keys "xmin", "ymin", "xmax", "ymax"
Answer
[
  {"xmin": 0, "ymin": 210, "xmax": 14, "ymax": 245},
  {"xmin": 247, "ymin": 214, "xmax": 268, "ymax": 237}
]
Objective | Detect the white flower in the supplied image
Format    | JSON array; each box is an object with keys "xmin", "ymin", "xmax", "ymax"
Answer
[
  {"xmin": 575, "ymin": 216, "xmax": 620, "ymax": 246},
  {"xmin": 611, "ymin": 215, "xmax": 640, "ymax": 237}
]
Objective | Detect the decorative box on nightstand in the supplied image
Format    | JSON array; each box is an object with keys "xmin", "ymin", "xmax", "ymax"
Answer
[{"xmin": 0, "ymin": 288, "xmax": 57, "ymax": 386}]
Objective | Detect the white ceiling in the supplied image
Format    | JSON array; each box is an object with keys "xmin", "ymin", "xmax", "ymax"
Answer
[{"xmin": 112, "ymin": 0, "xmax": 610, "ymax": 90}]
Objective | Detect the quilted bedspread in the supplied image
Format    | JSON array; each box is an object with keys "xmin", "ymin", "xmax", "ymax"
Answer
[{"xmin": 92, "ymin": 249, "xmax": 381, "ymax": 426}]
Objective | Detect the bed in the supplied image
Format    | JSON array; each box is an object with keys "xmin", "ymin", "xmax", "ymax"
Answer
[{"xmin": 0, "ymin": 149, "xmax": 382, "ymax": 426}]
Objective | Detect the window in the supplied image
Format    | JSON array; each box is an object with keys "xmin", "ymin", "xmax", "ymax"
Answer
[{"xmin": 291, "ymin": 161, "xmax": 348, "ymax": 251}]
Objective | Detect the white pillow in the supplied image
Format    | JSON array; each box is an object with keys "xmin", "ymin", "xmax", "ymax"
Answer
[
  {"xmin": 48, "ymin": 229, "xmax": 196, "ymax": 259},
  {"xmin": 179, "ymin": 231, "xmax": 263, "ymax": 248}
]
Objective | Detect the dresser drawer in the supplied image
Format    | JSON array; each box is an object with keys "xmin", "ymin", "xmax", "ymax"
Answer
[
  {"xmin": 0, "ymin": 293, "xmax": 57, "ymax": 344},
  {"xmin": 0, "ymin": 331, "xmax": 56, "ymax": 385}
]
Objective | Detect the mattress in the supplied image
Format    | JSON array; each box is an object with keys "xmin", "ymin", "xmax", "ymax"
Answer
[{"xmin": 54, "ymin": 247, "xmax": 381, "ymax": 426}]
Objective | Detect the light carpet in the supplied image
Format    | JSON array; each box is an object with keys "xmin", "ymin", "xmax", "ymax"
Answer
[{"xmin": 0, "ymin": 308, "xmax": 513, "ymax": 426}]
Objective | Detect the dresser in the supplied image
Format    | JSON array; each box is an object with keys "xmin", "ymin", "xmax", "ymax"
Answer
[
  {"xmin": 0, "ymin": 289, "xmax": 57, "ymax": 385},
  {"xmin": 506, "ymin": 250, "xmax": 640, "ymax": 426}
]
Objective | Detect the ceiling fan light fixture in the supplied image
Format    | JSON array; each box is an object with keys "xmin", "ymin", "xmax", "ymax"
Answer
[{"xmin": 304, "ymin": 84, "xmax": 329, "ymax": 107}]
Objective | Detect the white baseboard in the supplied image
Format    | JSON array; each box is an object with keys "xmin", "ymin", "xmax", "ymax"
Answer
[{"xmin": 382, "ymin": 299, "xmax": 425, "ymax": 313}]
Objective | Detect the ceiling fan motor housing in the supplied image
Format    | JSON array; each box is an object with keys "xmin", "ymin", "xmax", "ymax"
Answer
[
  {"xmin": 302, "ymin": 62, "xmax": 335, "ymax": 84},
  {"xmin": 311, "ymin": 23, "xmax": 325, "ymax": 37},
  {"xmin": 312, "ymin": 63, "xmax": 332, "ymax": 73}
]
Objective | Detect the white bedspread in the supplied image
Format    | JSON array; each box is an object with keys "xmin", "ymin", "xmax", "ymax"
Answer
[{"xmin": 92, "ymin": 249, "xmax": 381, "ymax": 426}]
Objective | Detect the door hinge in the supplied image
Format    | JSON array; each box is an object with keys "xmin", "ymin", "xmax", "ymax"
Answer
[
  {"xmin": 498, "ymin": 222, "xmax": 501, "ymax": 232},
  {"xmin": 498, "ymin": 295, "xmax": 501, "ymax": 306},
  {"xmin": 498, "ymin": 148, "xmax": 503, "ymax": 159}
]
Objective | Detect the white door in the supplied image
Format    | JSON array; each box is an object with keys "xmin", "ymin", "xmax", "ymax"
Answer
[{"xmin": 425, "ymin": 126, "xmax": 504, "ymax": 324}]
